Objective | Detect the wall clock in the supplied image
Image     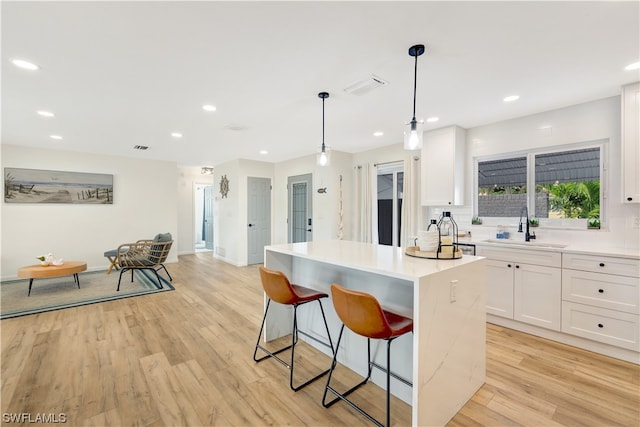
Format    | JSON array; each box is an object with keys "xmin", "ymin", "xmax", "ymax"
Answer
[{"xmin": 219, "ymin": 175, "xmax": 230, "ymax": 198}]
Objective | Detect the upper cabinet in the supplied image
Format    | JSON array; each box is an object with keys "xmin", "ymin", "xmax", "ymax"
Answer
[
  {"xmin": 621, "ymin": 82, "xmax": 639, "ymax": 203},
  {"xmin": 421, "ymin": 125, "xmax": 466, "ymax": 206}
]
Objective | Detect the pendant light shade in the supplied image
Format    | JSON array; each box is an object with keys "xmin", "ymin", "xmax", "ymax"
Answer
[
  {"xmin": 317, "ymin": 91, "xmax": 331, "ymax": 166},
  {"xmin": 404, "ymin": 44, "xmax": 425, "ymax": 151}
]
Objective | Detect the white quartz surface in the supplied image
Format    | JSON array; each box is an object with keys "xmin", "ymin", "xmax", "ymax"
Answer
[
  {"xmin": 472, "ymin": 238, "xmax": 640, "ymax": 259},
  {"xmin": 265, "ymin": 240, "xmax": 484, "ymax": 281}
]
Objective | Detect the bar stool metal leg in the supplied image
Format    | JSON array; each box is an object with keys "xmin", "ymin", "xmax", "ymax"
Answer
[
  {"xmin": 323, "ymin": 327, "xmax": 413, "ymax": 427},
  {"xmin": 254, "ymin": 297, "xmax": 334, "ymax": 391}
]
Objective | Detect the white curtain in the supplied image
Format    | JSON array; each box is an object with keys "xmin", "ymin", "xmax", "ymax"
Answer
[
  {"xmin": 354, "ymin": 163, "xmax": 377, "ymax": 243},
  {"xmin": 401, "ymin": 155, "xmax": 421, "ymax": 247}
]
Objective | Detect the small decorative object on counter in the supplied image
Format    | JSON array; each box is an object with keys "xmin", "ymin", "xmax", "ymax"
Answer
[
  {"xmin": 587, "ymin": 218, "xmax": 600, "ymax": 229},
  {"xmin": 471, "ymin": 217, "xmax": 482, "ymax": 225},
  {"xmin": 406, "ymin": 212, "xmax": 462, "ymax": 259},
  {"xmin": 529, "ymin": 218, "xmax": 539, "ymax": 227}
]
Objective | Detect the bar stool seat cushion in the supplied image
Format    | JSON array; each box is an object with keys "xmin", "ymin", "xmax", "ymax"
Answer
[
  {"xmin": 331, "ymin": 284, "xmax": 413, "ymax": 339},
  {"xmin": 260, "ymin": 267, "xmax": 328, "ymax": 305}
]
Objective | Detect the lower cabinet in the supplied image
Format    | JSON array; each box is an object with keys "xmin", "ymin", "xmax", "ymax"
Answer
[
  {"xmin": 479, "ymin": 246, "xmax": 561, "ymax": 331},
  {"xmin": 480, "ymin": 245, "xmax": 640, "ymax": 361},
  {"xmin": 485, "ymin": 259, "xmax": 514, "ymax": 318},
  {"xmin": 514, "ymin": 263, "xmax": 562, "ymax": 330},
  {"xmin": 561, "ymin": 256, "xmax": 640, "ymax": 352}
]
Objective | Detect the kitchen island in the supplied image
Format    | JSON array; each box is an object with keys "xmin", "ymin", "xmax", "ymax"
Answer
[{"xmin": 263, "ymin": 240, "xmax": 486, "ymax": 426}]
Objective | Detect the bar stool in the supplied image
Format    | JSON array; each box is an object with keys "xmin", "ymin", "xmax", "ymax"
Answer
[
  {"xmin": 322, "ymin": 283, "xmax": 413, "ymax": 427},
  {"xmin": 253, "ymin": 266, "xmax": 334, "ymax": 391}
]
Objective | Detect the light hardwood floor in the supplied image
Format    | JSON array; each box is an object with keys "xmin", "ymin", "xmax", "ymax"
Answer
[{"xmin": 1, "ymin": 253, "xmax": 638, "ymax": 426}]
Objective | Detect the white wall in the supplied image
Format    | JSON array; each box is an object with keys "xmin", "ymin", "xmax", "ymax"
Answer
[
  {"xmin": 1, "ymin": 145, "xmax": 179, "ymax": 279},
  {"xmin": 177, "ymin": 166, "xmax": 215, "ymax": 255},
  {"xmin": 273, "ymin": 150, "xmax": 353, "ymax": 245},
  {"xmin": 213, "ymin": 159, "xmax": 274, "ymax": 266},
  {"xmin": 425, "ymin": 95, "xmax": 640, "ymax": 249}
]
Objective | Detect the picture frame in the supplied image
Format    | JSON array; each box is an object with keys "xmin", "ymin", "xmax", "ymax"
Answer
[{"xmin": 4, "ymin": 167, "xmax": 114, "ymax": 204}]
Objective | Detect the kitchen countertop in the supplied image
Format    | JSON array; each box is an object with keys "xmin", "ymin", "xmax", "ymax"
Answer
[
  {"xmin": 470, "ymin": 237, "xmax": 640, "ymax": 260},
  {"xmin": 266, "ymin": 239, "xmax": 484, "ymax": 281}
]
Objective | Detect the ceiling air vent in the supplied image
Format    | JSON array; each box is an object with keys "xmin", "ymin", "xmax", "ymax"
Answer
[
  {"xmin": 133, "ymin": 145, "xmax": 149, "ymax": 150},
  {"xmin": 344, "ymin": 75, "xmax": 388, "ymax": 96}
]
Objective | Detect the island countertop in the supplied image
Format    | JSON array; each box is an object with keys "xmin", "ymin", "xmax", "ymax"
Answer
[
  {"xmin": 265, "ymin": 239, "xmax": 484, "ymax": 281},
  {"xmin": 264, "ymin": 239, "xmax": 487, "ymax": 426}
]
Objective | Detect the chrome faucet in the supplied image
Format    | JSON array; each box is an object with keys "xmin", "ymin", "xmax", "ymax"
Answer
[{"xmin": 518, "ymin": 206, "xmax": 536, "ymax": 242}]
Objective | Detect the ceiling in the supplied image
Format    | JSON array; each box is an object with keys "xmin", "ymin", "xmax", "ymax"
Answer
[{"xmin": 2, "ymin": 1, "xmax": 639, "ymax": 168}]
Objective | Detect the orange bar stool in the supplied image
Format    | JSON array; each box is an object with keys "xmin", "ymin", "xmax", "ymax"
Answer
[
  {"xmin": 253, "ymin": 266, "xmax": 334, "ymax": 391},
  {"xmin": 323, "ymin": 283, "xmax": 413, "ymax": 427}
]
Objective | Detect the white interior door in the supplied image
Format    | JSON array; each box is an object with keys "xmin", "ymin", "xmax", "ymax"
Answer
[{"xmin": 247, "ymin": 177, "xmax": 271, "ymax": 265}]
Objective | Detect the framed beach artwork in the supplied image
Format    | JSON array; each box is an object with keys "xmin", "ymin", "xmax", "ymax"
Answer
[{"xmin": 4, "ymin": 168, "xmax": 113, "ymax": 204}]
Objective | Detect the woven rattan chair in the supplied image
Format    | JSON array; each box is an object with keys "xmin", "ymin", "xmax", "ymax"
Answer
[{"xmin": 116, "ymin": 233, "xmax": 173, "ymax": 290}]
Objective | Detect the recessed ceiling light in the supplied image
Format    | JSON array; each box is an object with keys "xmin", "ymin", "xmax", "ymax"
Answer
[
  {"xmin": 373, "ymin": 131, "xmax": 384, "ymax": 137},
  {"xmin": 503, "ymin": 95, "xmax": 520, "ymax": 102},
  {"xmin": 426, "ymin": 117, "xmax": 439, "ymax": 123},
  {"xmin": 624, "ymin": 61, "xmax": 640, "ymax": 71},
  {"xmin": 171, "ymin": 132, "xmax": 183, "ymax": 138},
  {"xmin": 49, "ymin": 135, "xmax": 63, "ymax": 140},
  {"xmin": 202, "ymin": 104, "xmax": 216, "ymax": 112},
  {"xmin": 259, "ymin": 150, "xmax": 268, "ymax": 155},
  {"xmin": 37, "ymin": 110, "xmax": 54, "ymax": 117},
  {"xmin": 11, "ymin": 59, "xmax": 39, "ymax": 70}
]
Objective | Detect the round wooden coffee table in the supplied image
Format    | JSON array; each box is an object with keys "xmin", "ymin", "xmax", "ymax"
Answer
[{"xmin": 17, "ymin": 261, "xmax": 87, "ymax": 296}]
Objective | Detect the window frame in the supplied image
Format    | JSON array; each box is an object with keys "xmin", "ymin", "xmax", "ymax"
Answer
[{"xmin": 474, "ymin": 140, "xmax": 607, "ymax": 230}]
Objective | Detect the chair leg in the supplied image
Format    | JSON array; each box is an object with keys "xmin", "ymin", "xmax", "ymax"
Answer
[
  {"xmin": 130, "ymin": 269, "xmax": 134, "ymax": 282},
  {"xmin": 253, "ymin": 299, "xmax": 293, "ymax": 363},
  {"xmin": 153, "ymin": 269, "xmax": 164, "ymax": 289},
  {"xmin": 323, "ymin": 329, "xmax": 389, "ymax": 427},
  {"xmin": 158, "ymin": 264, "xmax": 173, "ymax": 281},
  {"xmin": 117, "ymin": 268, "xmax": 128, "ymax": 291},
  {"xmin": 254, "ymin": 299, "xmax": 332, "ymax": 392}
]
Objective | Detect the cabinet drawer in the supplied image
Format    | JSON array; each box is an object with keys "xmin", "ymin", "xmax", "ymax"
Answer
[
  {"xmin": 562, "ymin": 253, "xmax": 640, "ymax": 277},
  {"xmin": 477, "ymin": 246, "xmax": 561, "ymax": 267},
  {"xmin": 562, "ymin": 302, "xmax": 639, "ymax": 351},
  {"xmin": 562, "ymin": 269, "xmax": 639, "ymax": 314}
]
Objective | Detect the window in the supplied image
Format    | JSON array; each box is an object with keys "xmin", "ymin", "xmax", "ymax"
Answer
[{"xmin": 476, "ymin": 143, "xmax": 603, "ymax": 226}]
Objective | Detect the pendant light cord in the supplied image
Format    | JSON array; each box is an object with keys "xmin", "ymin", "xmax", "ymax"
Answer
[
  {"xmin": 412, "ymin": 52, "xmax": 418, "ymax": 121},
  {"xmin": 322, "ymin": 96, "xmax": 325, "ymax": 151}
]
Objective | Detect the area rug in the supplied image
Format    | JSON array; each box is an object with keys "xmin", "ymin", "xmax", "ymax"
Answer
[{"xmin": 1, "ymin": 269, "xmax": 174, "ymax": 319}]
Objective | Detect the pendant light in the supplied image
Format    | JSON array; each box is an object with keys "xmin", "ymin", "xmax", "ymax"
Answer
[
  {"xmin": 404, "ymin": 44, "xmax": 425, "ymax": 151},
  {"xmin": 317, "ymin": 91, "xmax": 330, "ymax": 166}
]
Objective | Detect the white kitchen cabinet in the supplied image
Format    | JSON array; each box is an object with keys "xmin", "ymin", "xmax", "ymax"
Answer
[
  {"xmin": 421, "ymin": 125, "xmax": 466, "ymax": 206},
  {"xmin": 485, "ymin": 259, "xmax": 514, "ymax": 318},
  {"xmin": 562, "ymin": 253, "xmax": 640, "ymax": 351},
  {"xmin": 514, "ymin": 263, "xmax": 562, "ymax": 330},
  {"xmin": 621, "ymin": 82, "xmax": 639, "ymax": 203},
  {"xmin": 478, "ymin": 246, "xmax": 562, "ymax": 330}
]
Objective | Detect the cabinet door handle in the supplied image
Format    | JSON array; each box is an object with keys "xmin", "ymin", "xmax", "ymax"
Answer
[
  {"xmin": 597, "ymin": 323, "xmax": 604, "ymax": 328},
  {"xmin": 507, "ymin": 264, "xmax": 512, "ymax": 268},
  {"xmin": 598, "ymin": 289, "xmax": 604, "ymax": 293},
  {"xmin": 515, "ymin": 265, "xmax": 520, "ymax": 269},
  {"xmin": 599, "ymin": 262, "xmax": 605, "ymax": 267},
  {"xmin": 627, "ymin": 197, "xmax": 633, "ymax": 201}
]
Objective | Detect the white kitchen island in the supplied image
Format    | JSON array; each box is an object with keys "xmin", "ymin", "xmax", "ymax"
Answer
[{"xmin": 263, "ymin": 240, "xmax": 486, "ymax": 426}]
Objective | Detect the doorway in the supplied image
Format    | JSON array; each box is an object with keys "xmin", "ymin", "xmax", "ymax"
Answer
[
  {"xmin": 287, "ymin": 173, "xmax": 313, "ymax": 243},
  {"xmin": 194, "ymin": 184, "xmax": 214, "ymax": 253},
  {"xmin": 377, "ymin": 163, "xmax": 404, "ymax": 247}
]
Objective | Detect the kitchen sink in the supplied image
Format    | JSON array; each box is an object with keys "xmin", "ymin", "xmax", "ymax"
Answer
[{"xmin": 481, "ymin": 239, "xmax": 567, "ymax": 249}]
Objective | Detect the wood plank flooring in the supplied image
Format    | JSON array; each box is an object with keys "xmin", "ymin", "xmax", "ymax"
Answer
[{"xmin": 1, "ymin": 253, "xmax": 638, "ymax": 426}]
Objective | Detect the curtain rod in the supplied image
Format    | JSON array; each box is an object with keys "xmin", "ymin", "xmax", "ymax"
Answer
[{"xmin": 373, "ymin": 157, "xmax": 419, "ymax": 167}]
